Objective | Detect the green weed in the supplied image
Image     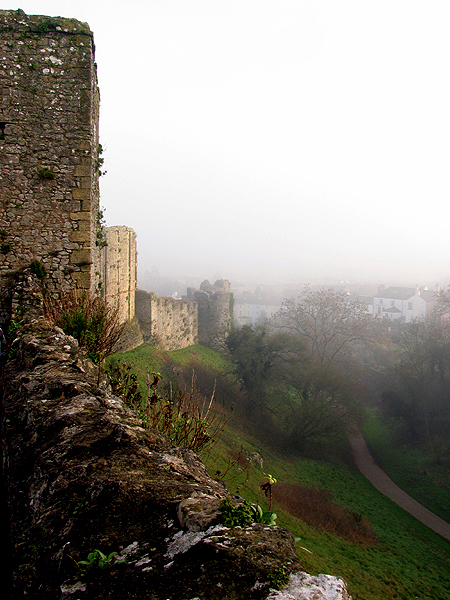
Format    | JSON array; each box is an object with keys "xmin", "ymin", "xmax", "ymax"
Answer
[
  {"xmin": 38, "ymin": 167, "xmax": 56, "ymax": 180},
  {"xmin": 267, "ymin": 563, "xmax": 290, "ymax": 589},
  {"xmin": 77, "ymin": 549, "xmax": 117, "ymax": 571},
  {"xmin": 107, "ymin": 363, "xmax": 230, "ymax": 452},
  {"xmin": 29, "ymin": 260, "xmax": 46, "ymax": 279},
  {"xmin": 44, "ymin": 289, "xmax": 123, "ymax": 364}
]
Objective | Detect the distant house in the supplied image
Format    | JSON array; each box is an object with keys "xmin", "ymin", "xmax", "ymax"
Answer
[
  {"xmin": 372, "ymin": 286, "xmax": 438, "ymax": 322},
  {"xmin": 234, "ymin": 303, "xmax": 253, "ymax": 327},
  {"xmin": 234, "ymin": 302, "xmax": 280, "ymax": 327}
]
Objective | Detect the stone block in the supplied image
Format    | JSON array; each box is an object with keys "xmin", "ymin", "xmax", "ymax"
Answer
[
  {"xmin": 71, "ymin": 188, "xmax": 90, "ymax": 201},
  {"xmin": 71, "ymin": 249, "xmax": 92, "ymax": 266},
  {"xmin": 81, "ymin": 198, "xmax": 94, "ymax": 211},
  {"xmin": 71, "ymin": 270, "xmax": 91, "ymax": 289},
  {"xmin": 78, "ymin": 140, "xmax": 91, "ymax": 152},
  {"xmin": 70, "ymin": 210, "xmax": 90, "ymax": 221},
  {"xmin": 77, "ymin": 220, "xmax": 92, "ymax": 231},
  {"xmin": 68, "ymin": 230, "xmax": 90, "ymax": 243},
  {"xmin": 74, "ymin": 164, "xmax": 90, "ymax": 177},
  {"xmin": 80, "ymin": 176, "xmax": 92, "ymax": 189}
]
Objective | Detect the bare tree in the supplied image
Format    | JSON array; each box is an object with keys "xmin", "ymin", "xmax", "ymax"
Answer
[{"xmin": 275, "ymin": 286, "xmax": 380, "ymax": 376}]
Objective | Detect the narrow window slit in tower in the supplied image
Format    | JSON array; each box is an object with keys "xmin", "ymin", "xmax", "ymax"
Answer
[{"xmin": 0, "ymin": 122, "xmax": 6, "ymax": 140}]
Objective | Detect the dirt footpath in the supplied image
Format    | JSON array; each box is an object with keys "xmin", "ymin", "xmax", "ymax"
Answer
[{"xmin": 349, "ymin": 435, "xmax": 450, "ymax": 541}]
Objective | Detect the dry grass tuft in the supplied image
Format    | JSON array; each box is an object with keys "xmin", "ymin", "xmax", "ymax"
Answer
[
  {"xmin": 272, "ymin": 481, "xmax": 377, "ymax": 544},
  {"xmin": 108, "ymin": 363, "xmax": 231, "ymax": 453}
]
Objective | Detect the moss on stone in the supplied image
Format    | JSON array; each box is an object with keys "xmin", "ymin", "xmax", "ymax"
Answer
[{"xmin": 0, "ymin": 10, "xmax": 92, "ymax": 37}]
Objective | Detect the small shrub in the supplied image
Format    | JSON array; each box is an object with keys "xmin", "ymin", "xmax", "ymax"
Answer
[
  {"xmin": 68, "ymin": 493, "xmax": 85, "ymax": 515},
  {"xmin": 77, "ymin": 549, "xmax": 117, "ymax": 571},
  {"xmin": 7, "ymin": 320, "xmax": 21, "ymax": 359},
  {"xmin": 219, "ymin": 496, "xmax": 277, "ymax": 527},
  {"xmin": 36, "ymin": 19, "xmax": 59, "ymax": 34},
  {"xmin": 107, "ymin": 360, "xmax": 143, "ymax": 405},
  {"xmin": 6, "ymin": 303, "xmax": 31, "ymax": 359},
  {"xmin": 38, "ymin": 167, "xmax": 56, "ymax": 180},
  {"xmin": 29, "ymin": 260, "xmax": 47, "ymax": 279},
  {"xmin": 1, "ymin": 242, "xmax": 11, "ymax": 254},
  {"xmin": 95, "ymin": 207, "xmax": 107, "ymax": 249},
  {"xmin": 95, "ymin": 144, "xmax": 107, "ymax": 177},
  {"xmin": 252, "ymin": 504, "xmax": 277, "ymax": 525},
  {"xmin": 220, "ymin": 497, "xmax": 254, "ymax": 527}
]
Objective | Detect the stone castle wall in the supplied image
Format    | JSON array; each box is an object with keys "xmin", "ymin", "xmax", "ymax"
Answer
[
  {"xmin": 101, "ymin": 226, "xmax": 137, "ymax": 324},
  {"xmin": 135, "ymin": 280, "xmax": 233, "ymax": 351},
  {"xmin": 0, "ymin": 10, "xmax": 100, "ymax": 322},
  {"xmin": 0, "ymin": 10, "xmax": 231, "ymax": 354},
  {"xmin": 187, "ymin": 279, "xmax": 233, "ymax": 349},
  {"xmin": 135, "ymin": 289, "xmax": 198, "ymax": 351}
]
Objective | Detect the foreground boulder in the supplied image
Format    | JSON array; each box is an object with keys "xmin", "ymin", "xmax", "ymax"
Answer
[{"xmin": 2, "ymin": 278, "xmax": 352, "ymax": 599}]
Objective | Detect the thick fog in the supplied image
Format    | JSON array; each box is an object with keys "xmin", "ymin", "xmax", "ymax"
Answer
[{"xmin": 16, "ymin": 0, "xmax": 450, "ymax": 287}]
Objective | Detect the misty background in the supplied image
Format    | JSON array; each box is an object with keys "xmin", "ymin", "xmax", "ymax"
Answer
[{"xmin": 14, "ymin": 0, "xmax": 450, "ymax": 291}]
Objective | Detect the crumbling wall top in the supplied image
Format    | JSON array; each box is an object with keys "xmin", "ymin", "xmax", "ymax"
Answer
[{"xmin": 0, "ymin": 9, "xmax": 92, "ymax": 36}]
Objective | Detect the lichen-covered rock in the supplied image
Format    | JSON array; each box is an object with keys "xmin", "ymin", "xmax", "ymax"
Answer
[
  {"xmin": 267, "ymin": 572, "xmax": 352, "ymax": 600},
  {"xmin": 177, "ymin": 493, "xmax": 222, "ymax": 531}
]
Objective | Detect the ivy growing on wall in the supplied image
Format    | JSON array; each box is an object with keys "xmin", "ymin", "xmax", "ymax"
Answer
[{"xmin": 95, "ymin": 207, "xmax": 107, "ymax": 249}]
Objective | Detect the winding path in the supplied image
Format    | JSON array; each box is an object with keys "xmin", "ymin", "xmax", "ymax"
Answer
[{"xmin": 349, "ymin": 434, "xmax": 450, "ymax": 541}]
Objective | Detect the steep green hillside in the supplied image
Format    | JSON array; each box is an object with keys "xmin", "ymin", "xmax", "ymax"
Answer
[
  {"xmin": 108, "ymin": 343, "xmax": 229, "ymax": 384},
  {"xmin": 107, "ymin": 343, "xmax": 450, "ymax": 600}
]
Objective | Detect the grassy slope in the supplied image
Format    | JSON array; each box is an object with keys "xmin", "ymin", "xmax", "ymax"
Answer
[
  {"xmin": 107, "ymin": 343, "xmax": 231, "ymax": 395},
  {"xmin": 107, "ymin": 344, "xmax": 450, "ymax": 600}
]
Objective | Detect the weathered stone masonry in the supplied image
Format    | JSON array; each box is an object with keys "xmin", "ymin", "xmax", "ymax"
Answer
[
  {"xmin": 136, "ymin": 288, "xmax": 198, "ymax": 351},
  {"xmin": 135, "ymin": 279, "xmax": 233, "ymax": 351},
  {"xmin": 101, "ymin": 226, "xmax": 137, "ymax": 324},
  {"xmin": 0, "ymin": 10, "xmax": 100, "ymax": 322},
  {"xmin": 187, "ymin": 279, "xmax": 233, "ymax": 349}
]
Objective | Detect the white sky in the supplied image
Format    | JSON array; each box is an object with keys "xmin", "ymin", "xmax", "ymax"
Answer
[{"xmin": 12, "ymin": 1, "xmax": 450, "ymax": 287}]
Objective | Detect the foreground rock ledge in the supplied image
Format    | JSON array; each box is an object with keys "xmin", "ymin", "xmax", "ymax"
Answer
[{"xmin": 2, "ymin": 282, "xmax": 352, "ymax": 599}]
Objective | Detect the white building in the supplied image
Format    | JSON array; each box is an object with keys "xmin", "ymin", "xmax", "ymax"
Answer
[{"xmin": 372, "ymin": 286, "xmax": 437, "ymax": 322}]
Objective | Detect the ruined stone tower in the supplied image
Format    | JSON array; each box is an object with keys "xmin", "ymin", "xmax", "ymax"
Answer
[
  {"xmin": 0, "ymin": 10, "xmax": 100, "ymax": 321},
  {"xmin": 186, "ymin": 279, "xmax": 233, "ymax": 349},
  {"xmin": 101, "ymin": 226, "xmax": 137, "ymax": 324}
]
